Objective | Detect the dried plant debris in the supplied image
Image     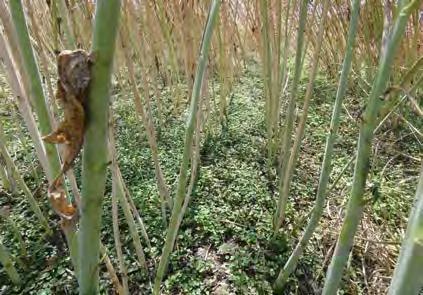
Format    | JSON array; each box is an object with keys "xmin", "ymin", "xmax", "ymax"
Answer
[{"xmin": 42, "ymin": 49, "xmax": 94, "ymax": 220}]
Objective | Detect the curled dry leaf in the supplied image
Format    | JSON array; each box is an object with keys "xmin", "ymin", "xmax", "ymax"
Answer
[{"xmin": 42, "ymin": 49, "xmax": 93, "ymax": 220}]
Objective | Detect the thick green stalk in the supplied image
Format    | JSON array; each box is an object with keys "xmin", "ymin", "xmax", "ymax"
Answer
[
  {"xmin": 9, "ymin": 0, "xmax": 61, "ymax": 181},
  {"xmin": 322, "ymin": 1, "xmax": 420, "ymax": 294},
  {"xmin": 388, "ymin": 164, "xmax": 423, "ymax": 294},
  {"xmin": 377, "ymin": 55, "xmax": 423, "ymax": 122},
  {"xmin": 153, "ymin": 1, "xmax": 221, "ymax": 293},
  {"xmin": 78, "ymin": 0, "xmax": 121, "ymax": 293},
  {"xmin": 273, "ymin": 0, "xmax": 308, "ymax": 231},
  {"xmin": 0, "ymin": 242, "xmax": 20, "ymax": 285},
  {"xmin": 273, "ymin": 0, "xmax": 361, "ymax": 290},
  {"xmin": 181, "ymin": 91, "xmax": 205, "ymax": 218}
]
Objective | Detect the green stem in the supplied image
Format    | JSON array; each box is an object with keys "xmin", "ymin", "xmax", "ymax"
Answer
[
  {"xmin": 57, "ymin": 0, "xmax": 76, "ymax": 48},
  {"xmin": 0, "ymin": 214, "xmax": 27, "ymax": 257},
  {"xmin": 276, "ymin": 0, "xmax": 291, "ymax": 136},
  {"xmin": 78, "ymin": 0, "xmax": 121, "ymax": 293},
  {"xmin": 0, "ymin": 31, "xmax": 51, "ymax": 181},
  {"xmin": 258, "ymin": 0, "xmax": 273, "ymax": 158},
  {"xmin": 273, "ymin": 0, "xmax": 361, "ymax": 291},
  {"xmin": 111, "ymin": 182, "xmax": 129, "ymax": 295},
  {"xmin": 0, "ymin": 242, "xmax": 20, "ymax": 285},
  {"xmin": 377, "ymin": 55, "xmax": 423, "ymax": 123},
  {"xmin": 109, "ymin": 126, "xmax": 147, "ymax": 271},
  {"xmin": 388, "ymin": 164, "xmax": 423, "ymax": 294},
  {"xmin": 322, "ymin": 1, "xmax": 420, "ymax": 294},
  {"xmin": 112, "ymin": 166, "xmax": 147, "ymax": 271},
  {"xmin": 9, "ymin": 0, "xmax": 61, "ymax": 182},
  {"xmin": 118, "ymin": 169, "xmax": 152, "ymax": 250},
  {"xmin": 153, "ymin": 1, "xmax": 221, "ymax": 293},
  {"xmin": 274, "ymin": 0, "xmax": 308, "ymax": 231},
  {"xmin": 119, "ymin": 27, "xmax": 172, "ymax": 215},
  {"xmin": 0, "ymin": 123, "xmax": 51, "ymax": 234},
  {"xmin": 275, "ymin": 0, "xmax": 330, "ymax": 231},
  {"xmin": 0, "ymin": 159, "xmax": 11, "ymax": 191}
]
